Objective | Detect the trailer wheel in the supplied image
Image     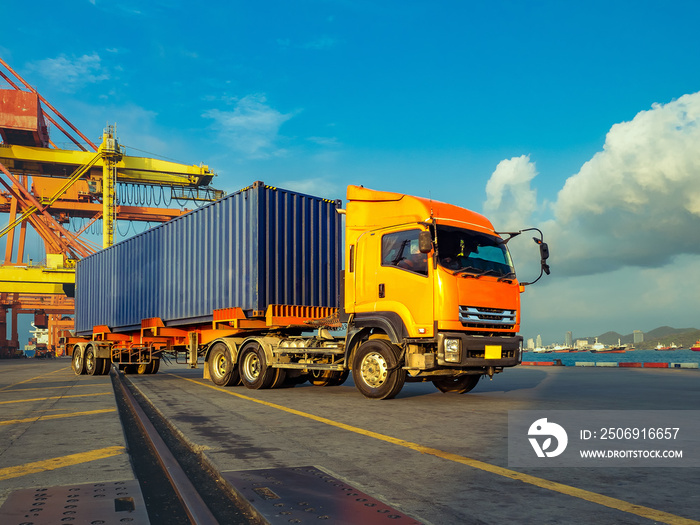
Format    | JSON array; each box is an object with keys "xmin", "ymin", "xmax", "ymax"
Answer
[
  {"xmin": 99, "ymin": 359, "xmax": 111, "ymax": 375},
  {"xmin": 72, "ymin": 347, "xmax": 85, "ymax": 375},
  {"xmin": 352, "ymin": 339, "xmax": 406, "ymax": 399},
  {"xmin": 309, "ymin": 370, "xmax": 348, "ymax": 387},
  {"xmin": 136, "ymin": 362, "xmax": 153, "ymax": 375},
  {"xmin": 432, "ymin": 375, "xmax": 481, "ymax": 394},
  {"xmin": 208, "ymin": 343, "xmax": 240, "ymax": 386},
  {"xmin": 85, "ymin": 347, "xmax": 99, "ymax": 376},
  {"xmin": 238, "ymin": 342, "xmax": 275, "ymax": 390}
]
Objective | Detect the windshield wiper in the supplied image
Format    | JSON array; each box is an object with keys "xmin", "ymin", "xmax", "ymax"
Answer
[
  {"xmin": 498, "ymin": 272, "xmax": 516, "ymax": 282},
  {"xmin": 452, "ymin": 266, "xmax": 486, "ymax": 277}
]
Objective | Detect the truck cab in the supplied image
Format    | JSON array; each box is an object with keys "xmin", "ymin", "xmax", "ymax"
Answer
[{"xmin": 344, "ymin": 186, "xmax": 526, "ymax": 398}]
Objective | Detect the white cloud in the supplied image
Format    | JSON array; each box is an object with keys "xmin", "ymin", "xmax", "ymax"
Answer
[
  {"xmin": 484, "ymin": 92, "xmax": 700, "ymax": 278},
  {"xmin": 483, "ymin": 154, "xmax": 538, "ymax": 231},
  {"xmin": 203, "ymin": 94, "xmax": 295, "ymax": 159},
  {"xmin": 26, "ymin": 53, "xmax": 108, "ymax": 92},
  {"xmin": 546, "ymin": 91, "xmax": 700, "ymax": 276}
]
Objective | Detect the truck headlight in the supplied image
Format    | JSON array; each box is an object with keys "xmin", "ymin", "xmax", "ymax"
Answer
[{"xmin": 444, "ymin": 338, "xmax": 461, "ymax": 363}]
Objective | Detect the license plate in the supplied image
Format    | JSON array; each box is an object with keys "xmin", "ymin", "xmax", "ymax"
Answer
[{"xmin": 485, "ymin": 345, "xmax": 502, "ymax": 359}]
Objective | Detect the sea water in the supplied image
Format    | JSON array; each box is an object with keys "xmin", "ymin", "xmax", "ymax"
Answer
[{"xmin": 521, "ymin": 348, "xmax": 700, "ymax": 366}]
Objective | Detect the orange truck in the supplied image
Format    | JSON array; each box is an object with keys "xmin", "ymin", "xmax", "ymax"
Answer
[{"xmin": 67, "ymin": 182, "xmax": 549, "ymax": 399}]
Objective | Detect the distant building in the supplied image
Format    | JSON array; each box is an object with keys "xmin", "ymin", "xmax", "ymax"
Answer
[
  {"xmin": 536, "ymin": 335, "xmax": 542, "ymax": 348},
  {"xmin": 575, "ymin": 339, "xmax": 589, "ymax": 349},
  {"xmin": 633, "ymin": 330, "xmax": 644, "ymax": 344},
  {"xmin": 526, "ymin": 338, "xmax": 535, "ymax": 349},
  {"xmin": 565, "ymin": 331, "xmax": 573, "ymax": 348}
]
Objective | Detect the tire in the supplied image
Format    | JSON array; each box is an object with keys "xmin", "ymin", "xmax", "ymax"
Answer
[
  {"xmin": 352, "ymin": 339, "xmax": 406, "ymax": 399},
  {"xmin": 269, "ymin": 368, "xmax": 287, "ymax": 389},
  {"xmin": 208, "ymin": 343, "xmax": 240, "ymax": 386},
  {"xmin": 433, "ymin": 375, "xmax": 481, "ymax": 394},
  {"xmin": 328, "ymin": 370, "xmax": 349, "ymax": 386},
  {"xmin": 309, "ymin": 369, "xmax": 349, "ymax": 387},
  {"xmin": 136, "ymin": 362, "xmax": 152, "ymax": 375},
  {"xmin": 151, "ymin": 359, "xmax": 160, "ymax": 374},
  {"xmin": 72, "ymin": 347, "xmax": 85, "ymax": 375},
  {"xmin": 282, "ymin": 373, "xmax": 308, "ymax": 387},
  {"xmin": 238, "ymin": 342, "xmax": 275, "ymax": 390},
  {"xmin": 85, "ymin": 347, "xmax": 99, "ymax": 376},
  {"xmin": 96, "ymin": 358, "xmax": 110, "ymax": 375}
]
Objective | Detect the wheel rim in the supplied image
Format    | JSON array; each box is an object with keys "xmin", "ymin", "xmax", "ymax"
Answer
[
  {"xmin": 242, "ymin": 351, "xmax": 260, "ymax": 382},
  {"xmin": 360, "ymin": 351, "xmax": 388, "ymax": 388},
  {"xmin": 214, "ymin": 353, "xmax": 227, "ymax": 377},
  {"xmin": 85, "ymin": 351, "xmax": 95, "ymax": 373},
  {"xmin": 74, "ymin": 351, "xmax": 82, "ymax": 370}
]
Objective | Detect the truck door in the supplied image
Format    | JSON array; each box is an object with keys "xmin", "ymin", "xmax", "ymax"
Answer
[
  {"xmin": 375, "ymin": 228, "xmax": 434, "ymax": 337},
  {"xmin": 353, "ymin": 231, "xmax": 378, "ymax": 313}
]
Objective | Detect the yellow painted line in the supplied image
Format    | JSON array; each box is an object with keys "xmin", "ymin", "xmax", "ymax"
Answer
[
  {"xmin": 0, "ymin": 366, "xmax": 71, "ymax": 392},
  {"xmin": 0, "ymin": 408, "xmax": 116, "ymax": 426},
  {"xmin": 0, "ymin": 392, "xmax": 111, "ymax": 405},
  {"xmin": 174, "ymin": 375, "xmax": 699, "ymax": 525},
  {"xmin": 0, "ymin": 446, "xmax": 125, "ymax": 481},
  {"xmin": 3, "ymin": 383, "xmax": 105, "ymax": 393}
]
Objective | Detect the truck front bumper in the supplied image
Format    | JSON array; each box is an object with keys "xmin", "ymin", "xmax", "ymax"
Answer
[{"xmin": 437, "ymin": 332, "xmax": 522, "ymax": 367}]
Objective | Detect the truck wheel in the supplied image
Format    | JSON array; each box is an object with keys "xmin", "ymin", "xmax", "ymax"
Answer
[
  {"xmin": 282, "ymin": 373, "xmax": 308, "ymax": 387},
  {"xmin": 72, "ymin": 347, "xmax": 85, "ymax": 375},
  {"xmin": 208, "ymin": 343, "xmax": 240, "ymax": 386},
  {"xmin": 136, "ymin": 362, "xmax": 152, "ymax": 375},
  {"xmin": 270, "ymin": 369, "xmax": 287, "ymax": 389},
  {"xmin": 433, "ymin": 375, "xmax": 481, "ymax": 394},
  {"xmin": 329, "ymin": 370, "xmax": 349, "ymax": 386},
  {"xmin": 238, "ymin": 342, "xmax": 275, "ymax": 390},
  {"xmin": 99, "ymin": 359, "xmax": 111, "ymax": 375},
  {"xmin": 85, "ymin": 347, "xmax": 99, "ymax": 376},
  {"xmin": 94, "ymin": 358, "xmax": 109, "ymax": 375},
  {"xmin": 352, "ymin": 339, "xmax": 406, "ymax": 399}
]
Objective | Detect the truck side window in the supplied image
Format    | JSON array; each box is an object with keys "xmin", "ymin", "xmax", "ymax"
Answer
[{"xmin": 381, "ymin": 230, "xmax": 428, "ymax": 276}]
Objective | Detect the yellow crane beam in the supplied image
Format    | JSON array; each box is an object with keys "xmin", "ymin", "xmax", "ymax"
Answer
[
  {"xmin": 0, "ymin": 266, "xmax": 75, "ymax": 294},
  {"xmin": 0, "ymin": 143, "xmax": 217, "ymax": 187}
]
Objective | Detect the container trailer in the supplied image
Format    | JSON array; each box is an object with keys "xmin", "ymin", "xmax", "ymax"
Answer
[{"xmin": 65, "ymin": 181, "xmax": 549, "ymax": 399}]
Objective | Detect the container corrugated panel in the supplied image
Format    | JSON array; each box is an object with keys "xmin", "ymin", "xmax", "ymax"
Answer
[{"xmin": 75, "ymin": 182, "xmax": 342, "ymax": 335}]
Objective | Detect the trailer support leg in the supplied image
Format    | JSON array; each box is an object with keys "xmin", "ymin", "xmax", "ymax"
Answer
[{"xmin": 188, "ymin": 332, "xmax": 198, "ymax": 369}]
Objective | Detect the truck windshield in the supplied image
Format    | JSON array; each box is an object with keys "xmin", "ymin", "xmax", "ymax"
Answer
[{"xmin": 436, "ymin": 225, "xmax": 514, "ymax": 278}]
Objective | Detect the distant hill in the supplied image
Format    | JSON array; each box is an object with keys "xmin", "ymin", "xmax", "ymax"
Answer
[{"xmin": 580, "ymin": 326, "xmax": 700, "ymax": 349}]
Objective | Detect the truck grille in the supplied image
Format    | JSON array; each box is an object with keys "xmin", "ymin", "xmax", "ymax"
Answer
[{"xmin": 458, "ymin": 305, "xmax": 516, "ymax": 329}]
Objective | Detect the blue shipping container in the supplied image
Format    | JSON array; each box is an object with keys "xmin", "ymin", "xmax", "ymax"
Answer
[{"xmin": 75, "ymin": 182, "xmax": 343, "ymax": 335}]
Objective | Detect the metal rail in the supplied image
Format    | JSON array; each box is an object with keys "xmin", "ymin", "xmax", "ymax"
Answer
[{"xmin": 111, "ymin": 367, "xmax": 219, "ymax": 525}]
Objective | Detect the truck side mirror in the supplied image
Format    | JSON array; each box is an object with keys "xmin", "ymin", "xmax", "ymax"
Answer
[
  {"xmin": 534, "ymin": 239, "xmax": 550, "ymax": 275},
  {"xmin": 418, "ymin": 231, "xmax": 433, "ymax": 253},
  {"xmin": 522, "ymin": 233, "xmax": 551, "ymax": 285}
]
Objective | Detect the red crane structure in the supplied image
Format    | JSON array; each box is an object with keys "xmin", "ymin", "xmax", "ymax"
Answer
[{"xmin": 0, "ymin": 57, "xmax": 223, "ymax": 357}]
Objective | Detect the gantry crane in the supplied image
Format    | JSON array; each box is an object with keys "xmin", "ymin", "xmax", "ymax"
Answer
[{"xmin": 0, "ymin": 57, "xmax": 224, "ymax": 357}]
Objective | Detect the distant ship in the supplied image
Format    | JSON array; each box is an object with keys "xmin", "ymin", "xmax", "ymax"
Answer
[
  {"xmin": 655, "ymin": 342, "xmax": 679, "ymax": 351},
  {"xmin": 691, "ymin": 341, "xmax": 700, "ymax": 352},
  {"xmin": 590, "ymin": 347, "xmax": 626, "ymax": 354},
  {"xmin": 589, "ymin": 338, "xmax": 627, "ymax": 353}
]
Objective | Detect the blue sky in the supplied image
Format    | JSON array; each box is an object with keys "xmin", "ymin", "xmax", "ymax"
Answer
[{"xmin": 3, "ymin": 0, "xmax": 700, "ymax": 344}]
